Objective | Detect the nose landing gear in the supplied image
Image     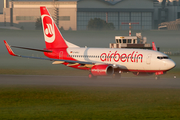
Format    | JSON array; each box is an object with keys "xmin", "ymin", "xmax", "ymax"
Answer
[
  {"xmin": 155, "ymin": 71, "xmax": 164, "ymax": 80},
  {"xmin": 155, "ymin": 75, "xmax": 160, "ymax": 80}
]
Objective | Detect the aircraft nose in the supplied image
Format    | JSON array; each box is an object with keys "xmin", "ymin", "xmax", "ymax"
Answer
[{"xmin": 168, "ymin": 60, "xmax": 176, "ymax": 70}]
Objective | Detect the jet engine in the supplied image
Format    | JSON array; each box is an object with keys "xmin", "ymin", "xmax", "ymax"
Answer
[{"xmin": 91, "ymin": 65, "xmax": 114, "ymax": 76}]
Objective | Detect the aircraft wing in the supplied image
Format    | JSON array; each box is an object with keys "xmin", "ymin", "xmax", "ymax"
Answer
[
  {"xmin": 3, "ymin": 40, "xmax": 102, "ymax": 67},
  {"xmin": 11, "ymin": 45, "xmax": 52, "ymax": 53}
]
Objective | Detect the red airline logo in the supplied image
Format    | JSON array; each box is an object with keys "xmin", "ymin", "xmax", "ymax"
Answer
[
  {"xmin": 43, "ymin": 16, "xmax": 54, "ymax": 38},
  {"xmin": 100, "ymin": 51, "xmax": 143, "ymax": 63},
  {"xmin": 45, "ymin": 24, "xmax": 53, "ymax": 37},
  {"xmin": 42, "ymin": 15, "xmax": 55, "ymax": 43}
]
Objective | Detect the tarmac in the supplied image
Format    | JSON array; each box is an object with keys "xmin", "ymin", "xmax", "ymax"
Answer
[{"xmin": 0, "ymin": 75, "xmax": 180, "ymax": 89}]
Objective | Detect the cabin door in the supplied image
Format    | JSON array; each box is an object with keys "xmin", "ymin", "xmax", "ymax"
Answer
[{"xmin": 146, "ymin": 54, "xmax": 152, "ymax": 65}]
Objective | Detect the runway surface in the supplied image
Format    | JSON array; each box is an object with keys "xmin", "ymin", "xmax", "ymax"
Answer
[{"xmin": 0, "ymin": 75, "xmax": 180, "ymax": 88}]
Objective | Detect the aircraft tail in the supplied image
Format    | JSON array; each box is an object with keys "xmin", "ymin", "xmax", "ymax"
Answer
[
  {"xmin": 40, "ymin": 6, "xmax": 79, "ymax": 49},
  {"xmin": 152, "ymin": 42, "xmax": 157, "ymax": 51}
]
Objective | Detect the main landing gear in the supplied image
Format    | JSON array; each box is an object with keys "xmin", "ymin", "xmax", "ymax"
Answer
[
  {"xmin": 112, "ymin": 73, "xmax": 121, "ymax": 79},
  {"xmin": 88, "ymin": 70, "xmax": 122, "ymax": 79},
  {"xmin": 88, "ymin": 73, "xmax": 97, "ymax": 79},
  {"xmin": 112, "ymin": 70, "xmax": 122, "ymax": 79}
]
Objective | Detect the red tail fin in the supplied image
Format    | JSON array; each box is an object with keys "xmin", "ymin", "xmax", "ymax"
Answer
[
  {"xmin": 40, "ymin": 6, "xmax": 68, "ymax": 49},
  {"xmin": 152, "ymin": 42, "xmax": 157, "ymax": 51}
]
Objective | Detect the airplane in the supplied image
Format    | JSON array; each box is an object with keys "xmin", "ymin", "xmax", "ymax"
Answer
[{"xmin": 4, "ymin": 6, "xmax": 176, "ymax": 79}]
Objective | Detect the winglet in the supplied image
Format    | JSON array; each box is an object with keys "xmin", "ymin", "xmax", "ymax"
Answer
[
  {"xmin": 152, "ymin": 42, "xmax": 157, "ymax": 51},
  {"xmin": 4, "ymin": 40, "xmax": 17, "ymax": 56}
]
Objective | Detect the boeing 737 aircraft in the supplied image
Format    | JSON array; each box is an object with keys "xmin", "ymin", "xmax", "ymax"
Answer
[{"xmin": 4, "ymin": 6, "xmax": 175, "ymax": 79}]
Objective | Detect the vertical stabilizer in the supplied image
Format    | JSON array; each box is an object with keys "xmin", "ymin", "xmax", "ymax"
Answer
[
  {"xmin": 40, "ymin": 6, "xmax": 68, "ymax": 49},
  {"xmin": 152, "ymin": 42, "xmax": 157, "ymax": 51}
]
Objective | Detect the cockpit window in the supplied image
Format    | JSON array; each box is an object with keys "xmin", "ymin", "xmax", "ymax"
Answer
[{"xmin": 157, "ymin": 56, "xmax": 169, "ymax": 59}]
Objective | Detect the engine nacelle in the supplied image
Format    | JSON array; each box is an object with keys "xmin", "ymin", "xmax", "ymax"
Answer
[
  {"xmin": 91, "ymin": 65, "xmax": 114, "ymax": 76},
  {"xmin": 133, "ymin": 72, "xmax": 154, "ymax": 76}
]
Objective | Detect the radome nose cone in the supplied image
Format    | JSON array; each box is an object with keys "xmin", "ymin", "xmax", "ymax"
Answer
[{"xmin": 169, "ymin": 60, "xmax": 176, "ymax": 69}]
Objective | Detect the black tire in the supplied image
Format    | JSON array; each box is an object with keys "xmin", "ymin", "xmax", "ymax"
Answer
[
  {"xmin": 155, "ymin": 76, "xmax": 160, "ymax": 80},
  {"xmin": 88, "ymin": 73, "xmax": 97, "ymax": 79},
  {"xmin": 112, "ymin": 73, "xmax": 121, "ymax": 79}
]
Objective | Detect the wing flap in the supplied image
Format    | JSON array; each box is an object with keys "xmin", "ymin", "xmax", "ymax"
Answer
[
  {"xmin": 67, "ymin": 63, "xmax": 79, "ymax": 66},
  {"xmin": 52, "ymin": 61, "xmax": 64, "ymax": 64}
]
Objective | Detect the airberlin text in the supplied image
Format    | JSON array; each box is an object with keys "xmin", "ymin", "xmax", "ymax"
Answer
[{"xmin": 100, "ymin": 51, "xmax": 143, "ymax": 63}]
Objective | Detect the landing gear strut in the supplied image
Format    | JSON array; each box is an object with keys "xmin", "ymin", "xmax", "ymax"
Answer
[
  {"xmin": 155, "ymin": 72, "xmax": 164, "ymax": 80},
  {"xmin": 112, "ymin": 70, "xmax": 122, "ymax": 79},
  {"xmin": 88, "ymin": 73, "xmax": 97, "ymax": 79},
  {"xmin": 112, "ymin": 73, "xmax": 121, "ymax": 79},
  {"xmin": 155, "ymin": 76, "xmax": 160, "ymax": 80}
]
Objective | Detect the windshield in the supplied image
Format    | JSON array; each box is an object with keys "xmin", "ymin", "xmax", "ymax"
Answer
[{"xmin": 157, "ymin": 56, "xmax": 169, "ymax": 60}]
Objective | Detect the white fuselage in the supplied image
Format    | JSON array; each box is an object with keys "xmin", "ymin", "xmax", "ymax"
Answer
[{"xmin": 66, "ymin": 48, "xmax": 175, "ymax": 72}]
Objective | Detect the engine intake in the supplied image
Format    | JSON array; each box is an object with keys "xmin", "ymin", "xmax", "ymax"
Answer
[{"xmin": 91, "ymin": 65, "xmax": 114, "ymax": 76}]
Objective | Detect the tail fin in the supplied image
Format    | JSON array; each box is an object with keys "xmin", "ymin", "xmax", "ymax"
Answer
[
  {"xmin": 152, "ymin": 42, "xmax": 157, "ymax": 51},
  {"xmin": 40, "ymin": 6, "xmax": 68, "ymax": 49}
]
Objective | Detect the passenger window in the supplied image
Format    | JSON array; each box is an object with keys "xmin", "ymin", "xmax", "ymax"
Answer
[
  {"xmin": 128, "ymin": 39, "xmax": 131, "ymax": 43},
  {"xmin": 123, "ymin": 39, "xmax": 126, "ymax": 43},
  {"xmin": 116, "ymin": 39, "xmax": 119, "ymax": 43},
  {"xmin": 133, "ymin": 39, "xmax": 136, "ymax": 43}
]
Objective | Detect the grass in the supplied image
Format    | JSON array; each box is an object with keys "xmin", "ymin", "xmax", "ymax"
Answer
[{"xmin": 0, "ymin": 86, "xmax": 180, "ymax": 119}]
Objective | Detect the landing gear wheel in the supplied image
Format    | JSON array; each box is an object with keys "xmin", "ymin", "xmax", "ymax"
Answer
[
  {"xmin": 155, "ymin": 76, "xmax": 160, "ymax": 80},
  {"xmin": 88, "ymin": 73, "xmax": 97, "ymax": 79},
  {"xmin": 112, "ymin": 73, "xmax": 121, "ymax": 79}
]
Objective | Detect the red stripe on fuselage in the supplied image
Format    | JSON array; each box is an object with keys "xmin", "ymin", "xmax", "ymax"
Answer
[{"xmin": 122, "ymin": 69, "xmax": 168, "ymax": 73}]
